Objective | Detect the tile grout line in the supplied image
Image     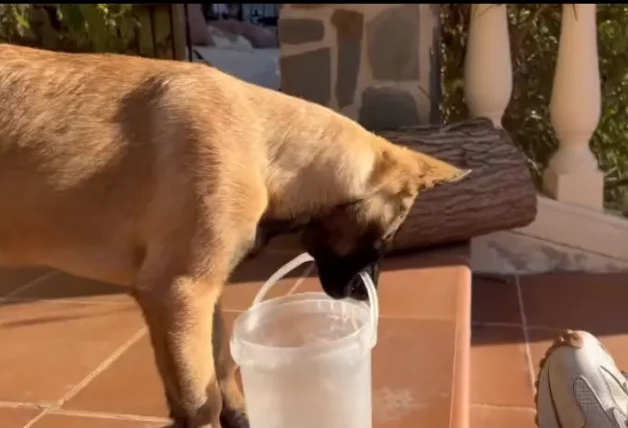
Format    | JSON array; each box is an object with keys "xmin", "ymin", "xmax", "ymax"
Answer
[
  {"xmin": 472, "ymin": 320, "xmax": 523, "ymax": 328},
  {"xmin": 21, "ymin": 405, "xmax": 52, "ymax": 426},
  {"xmin": 472, "ymin": 320, "xmax": 568, "ymax": 332},
  {"xmin": 61, "ymin": 327, "xmax": 149, "ymax": 403},
  {"xmin": 22, "ymin": 327, "xmax": 147, "ymax": 428},
  {"xmin": 514, "ymin": 271, "xmax": 538, "ymax": 401},
  {"xmin": 471, "ymin": 402, "xmax": 536, "ymax": 412},
  {"xmin": 0, "ymin": 271, "xmax": 58, "ymax": 302},
  {"xmin": 50, "ymin": 408, "xmax": 171, "ymax": 424},
  {"xmin": 3, "ymin": 295, "xmax": 136, "ymax": 307},
  {"xmin": 0, "ymin": 400, "xmax": 51, "ymax": 410}
]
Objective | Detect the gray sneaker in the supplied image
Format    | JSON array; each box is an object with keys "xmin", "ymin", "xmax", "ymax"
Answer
[{"xmin": 536, "ymin": 330, "xmax": 628, "ymax": 427}]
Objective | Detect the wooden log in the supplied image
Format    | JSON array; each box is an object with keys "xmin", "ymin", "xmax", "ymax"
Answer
[{"xmin": 378, "ymin": 118, "xmax": 538, "ymax": 252}]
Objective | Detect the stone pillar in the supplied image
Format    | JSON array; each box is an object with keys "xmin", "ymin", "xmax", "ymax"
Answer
[{"xmin": 279, "ymin": 4, "xmax": 441, "ymax": 130}]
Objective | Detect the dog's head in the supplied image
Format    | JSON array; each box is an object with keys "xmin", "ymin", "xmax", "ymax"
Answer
[{"xmin": 302, "ymin": 139, "xmax": 469, "ymax": 301}]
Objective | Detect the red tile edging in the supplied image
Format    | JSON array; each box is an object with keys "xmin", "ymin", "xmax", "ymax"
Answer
[{"xmin": 450, "ymin": 265, "xmax": 472, "ymax": 428}]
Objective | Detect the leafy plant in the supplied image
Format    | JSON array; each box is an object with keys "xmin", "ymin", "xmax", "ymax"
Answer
[
  {"xmin": 0, "ymin": 4, "xmax": 32, "ymax": 41},
  {"xmin": 0, "ymin": 4, "xmax": 139, "ymax": 54},
  {"xmin": 55, "ymin": 4, "xmax": 137, "ymax": 53}
]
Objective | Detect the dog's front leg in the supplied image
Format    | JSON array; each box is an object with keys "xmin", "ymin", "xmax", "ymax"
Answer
[
  {"xmin": 213, "ymin": 300, "xmax": 248, "ymax": 428},
  {"xmin": 133, "ymin": 274, "xmax": 223, "ymax": 428}
]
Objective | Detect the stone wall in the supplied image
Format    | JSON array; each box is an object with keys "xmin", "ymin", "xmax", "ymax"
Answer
[{"xmin": 278, "ymin": 4, "xmax": 441, "ymax": 130}]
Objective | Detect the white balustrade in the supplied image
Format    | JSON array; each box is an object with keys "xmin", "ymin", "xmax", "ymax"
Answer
[
  {"xmin": 543, "ymin": 4, "xmax": 604, "ymax": 210},
  {"xmin": 464, "ymin": 4, "xmax": 513, "ymax": 128}
]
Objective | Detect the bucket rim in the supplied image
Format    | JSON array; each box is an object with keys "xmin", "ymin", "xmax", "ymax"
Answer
[
  {"xmin": 251, "ymin": 252, "xmax": 379, "ymax": 343},
  {"xmin": 230, "ymin": 291, "xmax": 375, "ymax": 360}
]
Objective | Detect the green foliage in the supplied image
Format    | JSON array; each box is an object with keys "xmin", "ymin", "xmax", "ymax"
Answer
[
  {"xmin": 0, "ymin": 4, "xmax": 139, "ymax": 54},
  {"xmin": 56, "ymin": 4, "xmax": 138, "ymax": 53},
  {"xmin": 441, "ymin": 4, "xmax": 628, "ymax": 208},
  {"xmin": 0, "ymin": 4, "xmax": 32, "ymax": 41}
]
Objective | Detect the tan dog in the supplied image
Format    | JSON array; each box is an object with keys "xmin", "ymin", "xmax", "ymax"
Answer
[{"xmin": 0, "ymin": 44, "xmax": 467, "ymax": 428}]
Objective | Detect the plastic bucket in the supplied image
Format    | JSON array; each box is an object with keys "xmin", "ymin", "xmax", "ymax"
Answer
[{"xmin": 230, "ymin": 252, "xmax": 379, "ymax": 428}]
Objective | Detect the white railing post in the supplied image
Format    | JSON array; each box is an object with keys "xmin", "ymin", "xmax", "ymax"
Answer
[
  {"xmin": 543, "ymin": 4, "xmax": 604, "ymax": 210},
  {"xmin": 464, "ymin": 4, "xmax": 513, "ymax": 128}
]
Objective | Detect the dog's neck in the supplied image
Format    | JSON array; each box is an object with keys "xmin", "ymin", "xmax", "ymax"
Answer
[{"xmin": 261, "ymin": 103, "xmax": 378, "ymax": 222}]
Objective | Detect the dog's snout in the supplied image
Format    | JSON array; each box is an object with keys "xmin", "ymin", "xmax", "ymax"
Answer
[{"xmin": 313, "ymin": 247, "xmax": 381, "ymax": 301}]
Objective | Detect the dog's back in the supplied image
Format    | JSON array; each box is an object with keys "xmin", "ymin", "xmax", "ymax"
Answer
[{"xmin": 0, "ymin": 44, "xmax": 272, "ymax": 281}]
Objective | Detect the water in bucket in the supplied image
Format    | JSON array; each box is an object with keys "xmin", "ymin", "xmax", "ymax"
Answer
[{"xmin": 230, "ymin": 252, "xmax": 379, "ymax": 428}]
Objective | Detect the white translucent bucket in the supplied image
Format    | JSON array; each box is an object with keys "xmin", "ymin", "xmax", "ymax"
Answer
[{"xmin": 230, "ymin": 252, "xmax": 379, "ymax": 428}]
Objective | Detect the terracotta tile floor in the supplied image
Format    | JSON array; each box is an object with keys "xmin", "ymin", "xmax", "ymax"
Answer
[
  {"xmin": 0, "ymin": 244, "xmax": 471, "ymax": 428},
  {"xmin": 471, "ymin": 271, "xmax": 628, "ymax": 427}
]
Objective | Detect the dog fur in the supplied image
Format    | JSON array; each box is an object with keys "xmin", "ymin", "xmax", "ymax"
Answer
[{"xmin": 0, "ymin": 44, "xmax": 467, "ymax": 428}]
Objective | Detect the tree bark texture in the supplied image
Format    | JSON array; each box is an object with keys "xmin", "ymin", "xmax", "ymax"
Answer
[{"xmin": 378, "ymin": 118, "xmax": 538, "ymax": 252}]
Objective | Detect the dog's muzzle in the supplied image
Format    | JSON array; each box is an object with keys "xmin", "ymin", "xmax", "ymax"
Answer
[{"xmin": 313, "ymin": 247, "xmax": 381, "ymax": 301}]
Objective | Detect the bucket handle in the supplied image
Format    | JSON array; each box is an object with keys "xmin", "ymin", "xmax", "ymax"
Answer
[{"xmin": 252, "ymin": 252, "xmax": 379, "ymax": 344}]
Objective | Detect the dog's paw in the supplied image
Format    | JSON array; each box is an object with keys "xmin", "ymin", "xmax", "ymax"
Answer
[
  {"xmin": 168, "ymin": 417, "xmax": 222, "ymax": 428},
  {"xmin": 220, "ymin": 409, "xmax": 249, "ymax": 428}
]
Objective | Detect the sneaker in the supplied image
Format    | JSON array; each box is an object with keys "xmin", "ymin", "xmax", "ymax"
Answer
[{"xmin": 536, "ymin": 330, "xmax": 628, "ymax": 427}]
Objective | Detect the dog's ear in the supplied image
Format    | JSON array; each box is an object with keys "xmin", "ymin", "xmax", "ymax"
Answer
[
  {"xmin": 361, "ymin": 139, "xmax": 470, "ymax": 245},
  {"xmin": 369, "ymin": 138, "xmax": 471, "ymax": 196},
  {"xmin": 411, "ymin": 150, "xmax": 472, "ymax": 191}
]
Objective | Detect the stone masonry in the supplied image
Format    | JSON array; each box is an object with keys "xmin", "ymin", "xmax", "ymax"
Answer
[{"xmin": 278, "ymin": 4, "xmax": 441, "ymax": 130}]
